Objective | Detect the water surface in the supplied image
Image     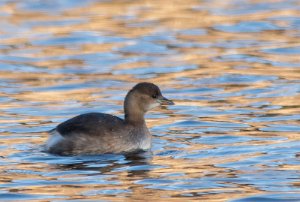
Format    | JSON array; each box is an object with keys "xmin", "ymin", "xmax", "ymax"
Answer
[{"xmin": 0, "ymin": 0, "xmax": 300, "ymax": 201}]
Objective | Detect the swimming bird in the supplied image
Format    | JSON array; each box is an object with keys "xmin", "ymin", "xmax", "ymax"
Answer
[{"xmin": 45, "ymin": 82, "xmax": 174, "ymax": 155}]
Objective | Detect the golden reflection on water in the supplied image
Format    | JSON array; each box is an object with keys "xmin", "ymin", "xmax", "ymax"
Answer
[{"xmin": 0, "ymin": 0, "xmax": 300, "ymax": 201}]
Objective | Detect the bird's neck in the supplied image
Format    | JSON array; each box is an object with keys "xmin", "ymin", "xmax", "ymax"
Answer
[
  {"xmin": 124, "ymin": 109, "xmax": 145, "ymax": 125},
  {"xmin": 124, "ymin": 94, "xmax": 146, "ymax": 125}
]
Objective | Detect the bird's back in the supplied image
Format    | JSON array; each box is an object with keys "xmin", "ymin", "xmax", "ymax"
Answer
[
  {"xmin": 57, "ymin": 112, "xmax": 125, "ymax": 137},
  {"xmin": 46, "ymin": 113, "xmax": 150, "ymax": 155}
]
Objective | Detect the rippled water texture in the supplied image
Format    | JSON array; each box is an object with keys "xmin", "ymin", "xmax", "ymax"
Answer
[{"xmin": 1, "ymin": 0, "xmax": 300, "ymax": 201}]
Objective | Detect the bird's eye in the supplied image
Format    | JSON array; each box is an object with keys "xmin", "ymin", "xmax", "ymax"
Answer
[{"xmin": 152, "ymin": 94, "xmax": 157, "ymax": 99}]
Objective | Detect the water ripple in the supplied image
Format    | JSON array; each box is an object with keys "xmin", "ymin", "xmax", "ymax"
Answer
[{"xmin": 0, "ymin": 0, "xmax": 299, "ymax": 201}]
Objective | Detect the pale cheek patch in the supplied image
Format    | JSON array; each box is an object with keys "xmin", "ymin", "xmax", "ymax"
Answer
[
  {"xmin": 46, "ymin": 130, "xmax": 65, "ymax": 150},
  {"xmin": 148, "ymin": 102, "xmax": 160, "ymax": 110}
]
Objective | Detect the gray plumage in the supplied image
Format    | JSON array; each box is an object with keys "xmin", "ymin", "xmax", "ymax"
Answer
[{"xmin": 45, "ymin": 82, "xmax": 174, "ymax": 155}]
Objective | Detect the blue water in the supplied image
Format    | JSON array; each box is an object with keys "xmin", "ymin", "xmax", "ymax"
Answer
[{"xmin": 0, "ymin": 0, "xmax": 300, "ymax": 201}]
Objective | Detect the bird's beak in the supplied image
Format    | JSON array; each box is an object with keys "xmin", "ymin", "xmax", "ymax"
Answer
[{"xmin": 158, "ymin": 96, "xmax": 175, "ymax": 105}]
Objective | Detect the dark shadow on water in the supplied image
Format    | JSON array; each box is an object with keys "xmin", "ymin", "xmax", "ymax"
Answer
[
  {"xmin": 49, "ymin": 151, "xmax": 153, "ymax": 179},
  {"xmin": 41, "ymin": 150, "xmax": 153, "ymax": 176},
  {"xmin": 7, "ymin": 141, "xmax": 156, "ymax": 180}
]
